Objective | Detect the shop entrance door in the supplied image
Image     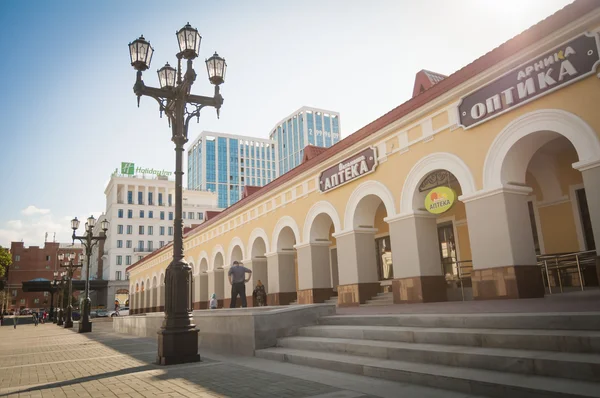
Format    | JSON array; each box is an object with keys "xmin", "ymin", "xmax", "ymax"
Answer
[{"xmin": 437, "ymin": 222, "xmax": 457, "ymax": 279}]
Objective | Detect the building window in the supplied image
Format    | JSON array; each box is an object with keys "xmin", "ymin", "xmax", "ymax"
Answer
[
  {"xmin": 168, "ymin": 194, "xmax": 172, "ymax": 206},
  {"xmin": 160, "ymin": 211, "xmax": 165, "ymax": 220},
  {"xmin": 11, "ymin": 290, "xmax": 17, "ymax": 297},
  {"xmin": 43, "ymin": 291, "xmax": 49, "ymax": 297},
  {"xmin": 140, "ymin": 210, "xmax": 144, "ymax": 218},
  {"xmin": 148, "ymin": 226, "xmax": 153, "ymax": 235},
  {"xmin": 34, "ymin": 298, "xmax": 39, "ymax": 304},
  {"xmin": 117, "ymin": 225, "xmax": 124, "ymax": 234},
  {"xmin": 160, "ymin": 226, "xmax": 165, "ymax": 235},
  {"xmin": 126, "ymin": 255, "xmax": 131, "ymax": 266},
  {"xmin": 116, "ymin": 271, "xmax": 122, "ymax": 281},
  {"xmin": 126, "ymin": 225, "xmax": 133, "ymax": 234},
  {"xmin": 148, "ymin": 192, "xmax": 153, "ymax": 206},
  {"xmin": 138, "ymin": 191, "xmax": 143, "ymax": 205},
  {"xmin": 168, "ymin": 227, "xmax": 173, "ymax": 236},
  {"xmin": 138, "ymin": 256, "xmax": 143, "ymax": 261},
  {"xmin": 183, "ymin": 212, "xmax": 186, "ymax": 219},
  {"xmin": 158, "ymin": 193, "xmax": 163, "ymax": 206},
  {"xmin": 198, "ymin": 212, "xmax": 203, "ymax": 220},
  {"xmin": 127, "ymin": 191, "xmax": 133, "ymax": 204},
  {"xmin": 46, "ymin": 255, "xmax": 50, "ymax": 261},
  {"xmin": 138, "ymin": 241, "xmax": 144, "ymax": 250},
  {"xmin": 117, "ymin": 240, "xmax": 123, "ymax": 248},
  {"xmin": 20, "ymin": 299, "xmax": 25, "ymax": 304},
  {"xmin": 128, "ymin": 209, "xmax": 133, "ymax": 219},
  {"xmin": 45, "ymin": 265, "xmax": 50, "ymax": 269},
  {"xmin": 148, "ymin": 241, "xmax": 153, "ymax": 251},
  {"xmin": 118, "ymin": 209, "xmax": 123, "ymax": 218},
  {"xmin": 169, "ymin": 212, "xmax": 173, "ymax": 220},
  {"xmin": 139, "ymin": 226, "xmax": 144, "ymax": 235},
  {"xmin": 189, "ymin": 212, "xmax": 194, "ymax": 219},
  {"xmin": 159, "ymin": 241, "xmax": 165, "ymax": 248},
  {"xmin": 149, "ymin": 211, "xmax": 153, "ymax": 219},
  {"xmin": 15, "ymin": 255, "xmax": 20, "ymax": 262},
  {"xmin": 116, "ymin": 255, "xmax": 123, "ymax": 265},
  {"xmin": 126, "ymin": 240, "xmax": 132, "ymax": 248}
]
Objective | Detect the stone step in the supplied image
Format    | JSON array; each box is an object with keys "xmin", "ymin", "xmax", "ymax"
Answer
[
  {"xmin": 298, "ymin": 324, "xmax": 600, "ymax": 353},
  {"xmin": 256, "ymin": 347, "xmax": 600, "ymax": 398},
  {"xmin": 319, "ymin": 312, "xmax": 600, "ymax": 330},
  {"xmin": 363, "ymin": 300, "xmax": 395, "ymax": 306},
  {"xmin": 276, "ymin": 336, "xmax": 600, "ymax": 382}
]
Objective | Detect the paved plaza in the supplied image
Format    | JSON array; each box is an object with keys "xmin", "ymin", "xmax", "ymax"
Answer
[{"xmin": 0, "ymin": 319, "xmax": 483, "ymax": 398}]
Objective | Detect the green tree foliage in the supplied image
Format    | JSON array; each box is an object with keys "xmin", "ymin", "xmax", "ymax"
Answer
[{"xmin": 0, "ymin": 246, "xmax": 11, "ymax": 279}]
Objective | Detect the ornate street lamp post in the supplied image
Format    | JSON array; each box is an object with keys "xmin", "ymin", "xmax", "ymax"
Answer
[
  {"xmin": 55, "ymin": 271, "xmax": 66, "ymax": 326},
  {"xmin": 60, "ymin": 253, "xmax": 83, "ymax": 329},
  {"xmin": 128, "ymin": 23, "xmax": 226, "ymax": 365},
  {"xmin": 71, "ymin": 216, "xmax": 109, "ymax": 333}
]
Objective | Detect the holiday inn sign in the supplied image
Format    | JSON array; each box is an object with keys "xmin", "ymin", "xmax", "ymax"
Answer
[{"xmin": 113, "ymin": 162, "xmax": 173, "ymax": 177}]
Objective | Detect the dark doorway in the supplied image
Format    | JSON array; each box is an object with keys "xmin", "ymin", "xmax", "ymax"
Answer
[{"xmin": 576, "ymin": 188, "xmax": 596, "ymax": 251}]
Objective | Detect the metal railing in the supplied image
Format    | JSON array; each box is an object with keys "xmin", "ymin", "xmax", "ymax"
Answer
[
  {"xmin": 456, "ymin": 260, "xmax": 473, "ymax": 301},
  {"xmin": 537, "ymin": 250, "xmax": 597, "ymax": 294}
]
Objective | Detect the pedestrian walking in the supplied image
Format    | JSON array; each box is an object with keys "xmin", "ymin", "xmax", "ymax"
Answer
[
  {"xmin": 253, "ymin": 280, "xmax": 267, "ymax": 307},
  {"xmin": 228, "ymin": 260, "xmax": 252, "ymax": 308},
  {"xmin": 13, "ymin": 314, "xmax": 18, "ymax": 329},
  {"xmin": 209, "ymin": 293, "xmax": 218, "ymax": 309},
  {"xmin": 32, "ymin": 312, "xmax": 38, "ymax": 326}
]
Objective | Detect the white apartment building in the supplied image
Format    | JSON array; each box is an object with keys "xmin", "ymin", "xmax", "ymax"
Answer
[{"xmin": 88, "ymin": 172, "xmax": 219, "ymax": 307}]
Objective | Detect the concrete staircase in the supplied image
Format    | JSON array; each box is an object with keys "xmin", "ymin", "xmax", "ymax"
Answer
[
  {"xmin": 363, "ymin": 291, "xmax": 394, "ymax": 306},
  {"xmin": 289, "ymin": 297, "xmax": 338, "ymax": 306},
  {"xmin": 256, "ymin": 312, "xmax": 600, "ymax": 397}
]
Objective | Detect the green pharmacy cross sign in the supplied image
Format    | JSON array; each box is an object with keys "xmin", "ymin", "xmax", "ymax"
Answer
[{"xmin": 121, "ymin": 162, "xmax": 135, "ymax": 175}]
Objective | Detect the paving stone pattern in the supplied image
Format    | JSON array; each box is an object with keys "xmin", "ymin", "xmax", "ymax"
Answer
[{"xmin": 0, "ymin": 321, "xmax": 387, "ymax": 398}]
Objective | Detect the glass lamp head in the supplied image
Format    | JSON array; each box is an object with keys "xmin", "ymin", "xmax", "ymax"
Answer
[
  {"xmin": 205, "ymin": 52, "xmax": 226, "ymax": 85},
  {"xmin": 128, "ymin": 35, "xmax": 154, "ymax": 71},
  {"xmin": 157, "ymin": 62, "xmax": 176, "ymax": 89},
  {"xmin": 87, "ymin": 215, "xmax": 97, "ymax": 228},
  {"xmin": 176, "ymin": 23, "xmax": 201, "ymax": 59},
  {"xmin": 71, "ymin": 217, "xmax": 80, "ymax": 231}
]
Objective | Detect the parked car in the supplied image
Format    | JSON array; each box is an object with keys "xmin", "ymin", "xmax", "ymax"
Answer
[
  {"xmin": 72, "ymin": 311, "xmax": 81, "ymax": 321},
  {"xmin": 90, "ymin": 310, "xmax": 97, "ymax": 319},
  {"xmin": 110, "ymin": 307, "xmax": 129, "ymax": 317},
  {"xmin": 96, "ymin": 310, "xmax": 109, "ymax": 318}
]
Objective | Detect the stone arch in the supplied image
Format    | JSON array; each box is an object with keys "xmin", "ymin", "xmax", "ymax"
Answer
[
  {"xmin": 151, "ymin": 275, "xmax": 158, "ymax": 311},
  {"xmin": 302, "ymin": 201, "xmax": 342, "ymax": 244},
  {"xmin": 198, "ymin": 251, "xmax": 209, "ymax": 272},
  {"xmin": 399, "ymin": 152, "xmax": 477, "ymax": 214},
  {"xmin": 271, "ymin": 216, "xmax": 301, "ymax": 252},
  {"xmin": 344, "ymin": 180, "xmax": 396, "ymax": 230},
  {"xmin": 227, "ymin": 237, "xmax": 245, "ymax": 266},
  {"xmin": 483, "ymin": 109, "xmax": 600, "ymax": 190},
  {"xmin": 247, "ymin": 228, "xmax": 269, "ymax": 259},
  {"xmin": 210, "ymin": 245, "xmax": 225, "ymax": 270}
]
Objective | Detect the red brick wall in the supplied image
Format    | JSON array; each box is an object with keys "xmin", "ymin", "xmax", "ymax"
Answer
[{"xmin": 7, "ymin": 242, "xmax": 83, "ymax": 311}]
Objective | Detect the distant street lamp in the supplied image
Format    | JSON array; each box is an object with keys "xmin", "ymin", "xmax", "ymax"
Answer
[
  {"xmin": 71, "ymin": 216, "xmax": 109, "ymax": 333},
  {"xmin": 59, "ymin": 253, "xmax": 83, "ymax": 329},
  {"xmin": 54, "ymin": 271, "xmax": 66, "ymax": 326},
  {"xmin": 128, "ymin": 22, "xmax": 226, "ymax": 366}
]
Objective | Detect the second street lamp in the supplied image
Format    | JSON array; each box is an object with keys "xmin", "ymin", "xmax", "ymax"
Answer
[
  {"xmin": 128, "ymin": 22, "xmax": 226, "ymax": 366},
  {"xmin": 60, "ymin": 253, "xmax": 83, "ymax": 329},
  {"xmin": 71, "ymin": 216, "xmax": 109, "ymax": 333}
]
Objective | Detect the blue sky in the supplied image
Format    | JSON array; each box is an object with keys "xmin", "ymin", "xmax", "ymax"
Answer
[{"xmin": 0, "ymin": 0, "xmax": 573, "ymax": 247}]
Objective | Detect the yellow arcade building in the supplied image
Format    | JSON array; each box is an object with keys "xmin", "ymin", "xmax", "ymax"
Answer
[{"xmin": 126, "ymin": 0, "xmax": 600, "ymax": 313}]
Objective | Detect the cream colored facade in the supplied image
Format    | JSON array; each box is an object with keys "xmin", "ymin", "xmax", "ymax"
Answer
[{"xmin": 128, "ymin": 4, "xmax": 600, "ymax": 313}]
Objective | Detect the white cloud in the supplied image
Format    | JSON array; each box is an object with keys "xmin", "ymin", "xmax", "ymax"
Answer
[
  {"xmin": 21, "ymin": 205, "xmax": 50, "ymax": 216},
  {"xmin": 0, "ymin": 209, "xmax": 101, "ymax": 247}
]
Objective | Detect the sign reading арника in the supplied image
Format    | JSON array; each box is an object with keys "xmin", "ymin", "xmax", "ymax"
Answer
[
  {"xmin": 458, "ymin": 33, "xmax": 600, "ymax": 129},
  {"xmin": 319, "ymin": 147, "xmax": 377, "ymax": 193}
]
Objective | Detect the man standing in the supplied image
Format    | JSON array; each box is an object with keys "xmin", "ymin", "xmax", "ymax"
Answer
[{"xmin": 228, "ymin": 261, "xmax": 252, "ymax": 308}]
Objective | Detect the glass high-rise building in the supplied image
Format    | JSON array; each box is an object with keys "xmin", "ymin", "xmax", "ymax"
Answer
[
  {"xmin": 270, "ymin": 107, "xmax": 341, "ymax": 176},
  {"xmin": 187, "ymin": 132, "xmax": 276, "ymax": 208}
]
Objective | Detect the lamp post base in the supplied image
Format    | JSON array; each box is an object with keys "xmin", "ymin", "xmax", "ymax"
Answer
[
  {"xmin": 157, "ymin": 327, "xmax": 200, "ymax": 365},
  {"xmin": 78, "ymin": 319, "xmax": 92, "ymax": 333},
  {"xmin": 64, "ymin": 320, "xmax": 73, "ymax": 328}
]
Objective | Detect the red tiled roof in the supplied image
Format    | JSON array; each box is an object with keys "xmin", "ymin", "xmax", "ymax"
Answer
[
  {"xmin": 242, "ymin": 185, "xmax": 262, "ymax": 199},
  {"xmin": 205, "ymin": 211, "xmax": 222, "ymax": 221},
  {"xmin": 127, "ymin": 0, "xmax": 599, "ymax": 273},
  {"xmin": 302, "ymin": 145, "xmax": 329, "ymax": 163}
]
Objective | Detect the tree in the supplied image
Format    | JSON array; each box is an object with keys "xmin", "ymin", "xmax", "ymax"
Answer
[{"xmin": 0, "ymin": 246, "xmax": 11, "ymax": 279}]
